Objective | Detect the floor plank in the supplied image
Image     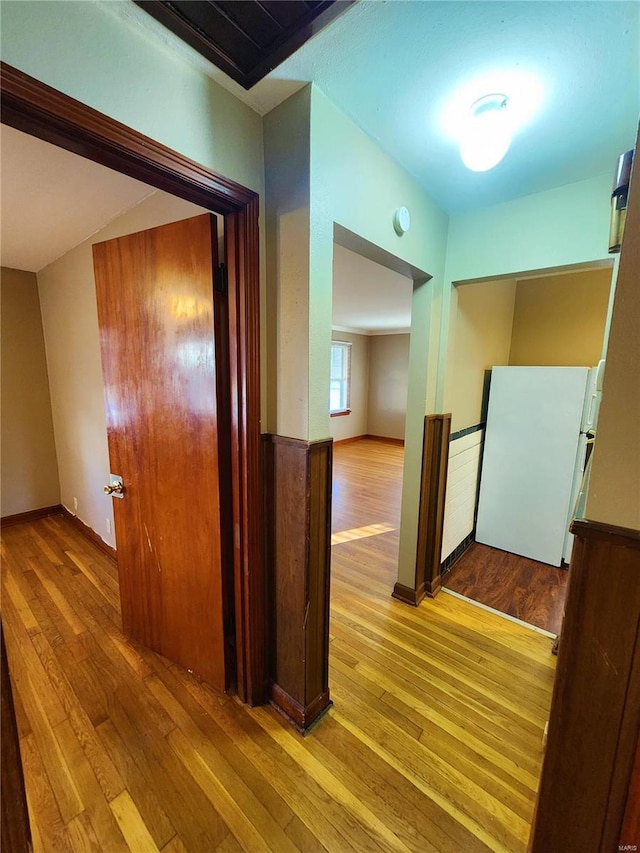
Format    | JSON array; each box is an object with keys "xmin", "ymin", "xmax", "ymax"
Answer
[
  {"xmin": 442, "ymin": 542, "xmax": 569, "ymax": 633},
  {"xmin": 2, "ymin": 443, "xmax": 555, "ymax": 851}
]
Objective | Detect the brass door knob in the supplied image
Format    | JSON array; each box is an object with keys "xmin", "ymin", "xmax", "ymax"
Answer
[{"xmin": 104, "ymin": 475, "xmax": 124, "ymax": 498}]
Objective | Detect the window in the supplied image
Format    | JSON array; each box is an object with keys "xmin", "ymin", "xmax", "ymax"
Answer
[{"xmin": 330, "ymin": 341, "xmax": 351, "ymax": 415}]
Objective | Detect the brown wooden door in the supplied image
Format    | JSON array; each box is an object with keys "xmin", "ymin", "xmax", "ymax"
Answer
[{"xmin": 93, "ymin": 214, "xmax": 232, "ymax": 691}]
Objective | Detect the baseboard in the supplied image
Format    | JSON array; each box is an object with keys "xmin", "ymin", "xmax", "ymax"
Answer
[
  {"xmin": 333, "ymin": 434, "xmax": 405, "ymax": 447},
  {"xmin": 1, "ymin": 504, "xmax": 63, "ymax": 526},
  {"xmin": 364, "ymin": 434, "xmax": 405, "ymax": 446},
  {"xmin": 269, "ymin": 683, "xmax": 332, "ymax": 734},
  {"xmin": 424, "ymin": 575, "xmax": 441, "ymax": 598},
  {"xmin": 333, "ymin": 435, "xmax": 366, "ymax": 446},
  {"xmin": 392, "ymin": 581, "xmax": 426, "ymax": 607},
  {"xmin": 60, "ymin": 506, "xmax": 117, "ymax": 561}
]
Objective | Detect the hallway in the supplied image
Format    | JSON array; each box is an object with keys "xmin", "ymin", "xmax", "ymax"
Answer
[{"xmin": 2, "ymin": 481, "xmax": 555, "ymax": 851}]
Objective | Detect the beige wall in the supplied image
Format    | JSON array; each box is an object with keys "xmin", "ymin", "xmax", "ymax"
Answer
[
  {"xmin": 37, "ymin": 192, "xmax": 209, "ymax": 548},
  {"xmin": 1, "ymin": 267, "xmax": 60, "ymax": 516},
  {"xmin": 509, "ymin": 268, "xmax": 611, "ymax": 366},
  {"xmin": 449, "ymin": 280, "xmax": 517, "ymax": 432},
  {"xmin": 587, "ymin": 159, "xmax": 640, "ymax": 530},
  {"xmin": 330, "ymin": 331, "xmax": 369, "ymax": 442},
  {"xmin": 367, "ymin": 334, "xmax": 410, "ymax": 440}
]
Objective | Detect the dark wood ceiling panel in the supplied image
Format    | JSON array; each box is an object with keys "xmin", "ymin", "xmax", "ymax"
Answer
[
  {"xmin": 215, "ymin": 1, "xmax": 283, "ymax": 48},
  {"xmin": 171, "ymin": 1, "xmax": 263, "ymax": 71},
  {"xmin": 259, "ymin": 1, "xmax": 318, "ymax": 29},
  {"xmin": 134, "ymin": 0, "xmax": 356, "ymax": 89}
]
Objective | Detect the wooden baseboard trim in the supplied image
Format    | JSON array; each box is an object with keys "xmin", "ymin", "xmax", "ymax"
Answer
[
  {"xmin": 333, "ymin": 435, "xmax": 405, "ymax": 447},
  {"xmin": 364, "ymin": 435, "xmax": 405, "ymax": 446},
  {"xmin": 333, "ymin": 435, "xmax": 366, "ymax": 446},
  {"xmin": 392, "ymin": 581, "xmax": 426, "ymax": 607},
  {"xmin": 424, "ymin": 576, "xmax": 441, "ymax": 598},
  {"xmin": 60, "ymin": 506, "xmax": 117, "ymax": 562},
  {"xmin": 269, "ymin": 683, "xmax": 332, "ymax": 733},
  {"xmin": 1, "ymin": 504, "xmax": 63, "ymax": 526}
]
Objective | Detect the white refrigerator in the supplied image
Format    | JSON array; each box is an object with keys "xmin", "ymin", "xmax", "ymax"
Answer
[{"xmin": 475, "ymin": 365, "xmax": 602, "ymax": 567}]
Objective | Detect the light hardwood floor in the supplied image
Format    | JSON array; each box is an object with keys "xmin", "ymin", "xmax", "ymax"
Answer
[{"xmin": 2, "ymin": 439, "xmax": 556, "ymax": 852}]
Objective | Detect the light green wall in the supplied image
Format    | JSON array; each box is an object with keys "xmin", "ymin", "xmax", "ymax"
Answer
[
  {"xmin": 264, "ymin": 88, "xmax": 311, "ymax": 438},
  {"xmin": 309, "ymin": 87, "xmax": 449, "ymax": 587},
  {"xmin": 441, "ymin": 174, "xmax": 613, "ymax": 416},
  {"xmin": 1, "ymin": 1, "xmax": 263, "ymax": 194},
  {"xmin": 444, "ymin": 174, "xmax": 611, "ymax": 284}
]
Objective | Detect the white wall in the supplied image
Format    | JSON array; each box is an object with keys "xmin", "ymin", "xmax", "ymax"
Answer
[
  {"xmin": 330, "ymin": 331, "xmax": 369, "ymax": 442},
  {"xmin": 1, "ymin": 267, "xmax": 60, "ymax": 516},
  {"xmin": 367, "ymin": 334, "xmax": 410, "ymax": 440},
  {"xmin": 38, "ymin": 193, "xmax": 210, "ymax": 547}
]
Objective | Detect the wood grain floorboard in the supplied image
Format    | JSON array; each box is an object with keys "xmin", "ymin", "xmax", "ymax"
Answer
[
  {"xmin": 442, "ymin": 542, "xmax": 569, "ymax": 634},
  {"xmin": 2, "ymin": 447, "xmax": 555, "ymax": 851}
]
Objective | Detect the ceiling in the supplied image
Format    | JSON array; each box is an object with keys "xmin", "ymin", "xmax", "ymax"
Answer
[
  {"xmin": 120, "ymin": 0, "xmax": 640, "ymax": 214},
  {"xmin": 332, "ymin": 244, "xmax": 413, "ymax": 334},
  {"xmin": 133, "ymin": 0, "xmax": 354, "ymax": 89},
  {"xmin": 0, "ymin": 125, "xmax": 155, "ymax": 272}
]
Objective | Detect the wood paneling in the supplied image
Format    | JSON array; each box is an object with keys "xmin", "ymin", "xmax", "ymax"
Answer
[
  {"xmin": 93, "ymin": 214, "xmax": 231, "ymax": 692},
  {"xmin": 264, "ymin": 435, "xmax": 333, "ymax": 731},
  {"xmin": 1, "ymin": 622, "xmax": 32, "ymax": 853},
  {"xmin": 3, "ymin": 513, "xmax": 555, "ymax": 851},
  {"xmin": 0, "ymin": 62, "xmax": 265, "ymax": 706},
  {"xmin": 529, "ymin": 519, "xmax": 640, "ymax": 852},
  {"xmin": 394, "ymin": 414, "xmax": 451, "ymax": 605},
  {"xmin": 443, "ymin": 543, "xmax": 569, "ymax": 634},
  {"xmin": 134, "ymin": 1, "xmax": 355, "ymax": 89}
]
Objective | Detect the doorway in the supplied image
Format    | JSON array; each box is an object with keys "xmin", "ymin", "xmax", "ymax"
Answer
[
  {"xmin": 440, "ymin": 263, "xmax": 615, "ymax": 634},
  {"xmin": 329, "ymin": 240, "xmax": 413, "ymax": 589},
  {"xmin": 1, "ymin": 64, "xmax": 264, "ymax": 705}
]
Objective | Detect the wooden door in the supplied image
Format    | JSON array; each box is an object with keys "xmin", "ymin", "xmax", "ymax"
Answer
[{"xmin": 93, "ymin": 214, "xmax": 232, "ymax": 691}]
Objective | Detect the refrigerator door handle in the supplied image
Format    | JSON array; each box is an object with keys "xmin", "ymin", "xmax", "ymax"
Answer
[{"xmin": 586, "ymin": 392, "xmax": 598, "ymax": 429}]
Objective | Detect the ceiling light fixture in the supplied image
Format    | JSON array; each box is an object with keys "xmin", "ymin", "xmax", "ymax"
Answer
[{"xmin": 460, "ymin": 94, "xmax": 511, "ymax": 172}]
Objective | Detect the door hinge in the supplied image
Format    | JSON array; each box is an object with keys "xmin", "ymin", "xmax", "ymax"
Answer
[{"xmin": 214, "ymin": 263, "xmax": 227, "ymax": 295}]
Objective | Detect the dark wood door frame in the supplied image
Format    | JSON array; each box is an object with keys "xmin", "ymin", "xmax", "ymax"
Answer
[{"xmin": 0, "ymin": 62, "xmax": 265, "ymax": 706}]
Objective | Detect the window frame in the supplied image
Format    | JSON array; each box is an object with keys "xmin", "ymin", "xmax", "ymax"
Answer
[{"xmin": 330, "ymin": 340, "xmax": 352, "ymax": 417}]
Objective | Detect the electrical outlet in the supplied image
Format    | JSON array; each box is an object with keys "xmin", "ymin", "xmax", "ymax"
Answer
[
  {"xmin": 73, "ymin": 497, "xmax": 78, "ymax": 512},
  {"xmin": 106, "ymin": 518, "xmax": 112, "ymax": 535}
]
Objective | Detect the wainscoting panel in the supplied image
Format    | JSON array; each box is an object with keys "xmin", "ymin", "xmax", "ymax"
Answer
[
  {"xmin": 441, "ymin": 429, "xmax": 483, "ymax": 562},
  {"xmin": 263, "ymin": 435, "xmax": 332, "ymax": 732},
  {"xmin": 394, "ymin": 414, "xmax": 451, "ymax": 604},
  {"xmin": 529, "ymin": 520, "xmax": 640, "ymax": 852}
]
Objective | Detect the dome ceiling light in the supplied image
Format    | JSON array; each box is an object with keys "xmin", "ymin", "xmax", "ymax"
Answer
[{"xmin": 460, "ymin": 94, "xmax": 512, "ymax": 172}]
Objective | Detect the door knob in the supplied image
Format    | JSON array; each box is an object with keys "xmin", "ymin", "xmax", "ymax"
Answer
[{"xmin": 104, "ymin": 474, "xmax": 124, "ymax": 498}]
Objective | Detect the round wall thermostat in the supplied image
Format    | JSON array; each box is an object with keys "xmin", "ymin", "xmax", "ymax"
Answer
[{"xmin": 393, "ymin": 206, "xmax": 411, "ymax": 235}]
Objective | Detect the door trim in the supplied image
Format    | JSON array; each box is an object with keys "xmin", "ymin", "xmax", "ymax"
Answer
[{"xmin": 0, "ymin": 61, "xmax": 265, "ymax": 705}]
